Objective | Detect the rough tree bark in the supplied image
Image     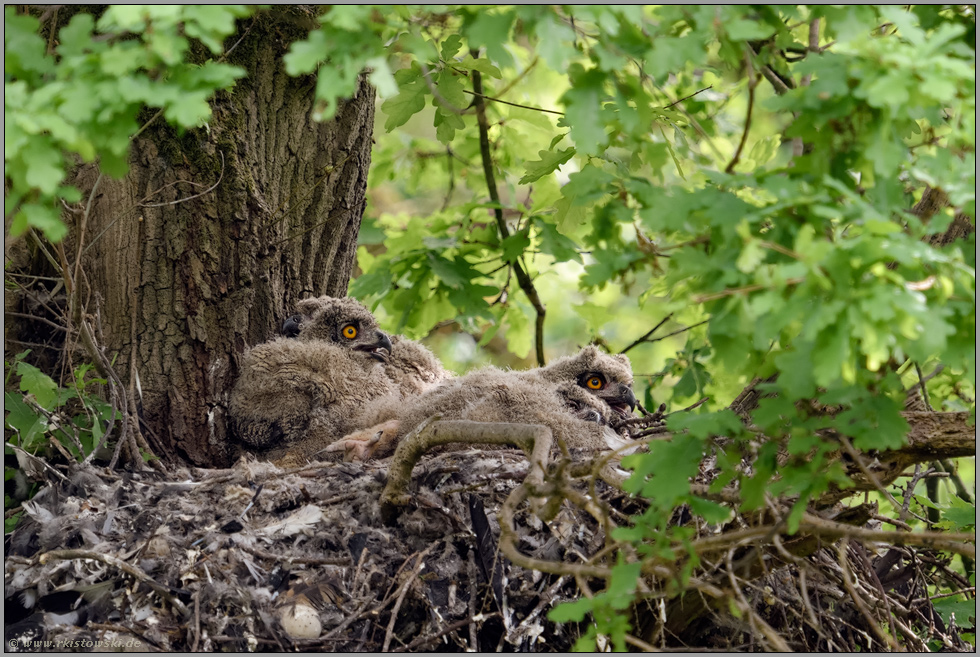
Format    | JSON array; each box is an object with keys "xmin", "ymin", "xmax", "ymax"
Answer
[{"xmin": 67, "ymin": 9, "xmax": 376, "ymax": 466}]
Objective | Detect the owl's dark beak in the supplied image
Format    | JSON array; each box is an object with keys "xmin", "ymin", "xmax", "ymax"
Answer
[
  {"xmin": 359, "ymin": 331, "xmax": 393, "ymax": 362},
  {"xmin": 599, "ymin": 384, "xmax": 636, "ymax": 417},
  {"xmin": 282, "ymin": 314, "xmax": 303, "ymax": 338}
]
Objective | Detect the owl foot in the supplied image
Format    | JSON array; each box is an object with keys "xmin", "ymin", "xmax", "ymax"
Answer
[{"xmin": 325, "ymin": 420, "xmax": 402, "ymax": 461}]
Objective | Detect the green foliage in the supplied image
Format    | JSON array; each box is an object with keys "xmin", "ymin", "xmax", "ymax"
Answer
[
  {"xmin": 548, "ymin": 557, "xmax": 642, "ymax": 651},
  {"xmin": 339, "ymin": 5, "xmax": 974, "ymax": 642},
  {"xmin": 5, "ymin": 5, "xmax": 251, "ymax": 241},
  {"xmin": 5, "ymin": 4, "xmax": 974, "ymax": 640},
  {"xmin": 5, "ymin": 351, "xmax": 117, "ymax": 530}
]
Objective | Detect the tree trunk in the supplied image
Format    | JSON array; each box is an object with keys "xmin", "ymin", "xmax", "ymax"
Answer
[{"xmin": 69, "ymin": 9, "xmax": 376, "ymax": 466}]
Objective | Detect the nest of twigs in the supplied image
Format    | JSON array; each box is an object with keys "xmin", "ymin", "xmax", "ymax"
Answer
[{"xmin": 4, "ymin": 418, "xmax": 975, "ymax": 652}]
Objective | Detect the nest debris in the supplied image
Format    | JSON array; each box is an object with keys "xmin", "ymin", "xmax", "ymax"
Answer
[{"xmin": 4, "ymin": 434, "xmax": 975, "ymax": 652}]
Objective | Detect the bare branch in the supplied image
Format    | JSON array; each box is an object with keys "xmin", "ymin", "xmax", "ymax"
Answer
[{"xmin": 471, "ymin": 61, "xmax": 548, "ymax": 366}]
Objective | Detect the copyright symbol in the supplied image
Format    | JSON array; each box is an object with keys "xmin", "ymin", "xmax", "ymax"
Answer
[{"xmin": 8, "ymin": 639, "xmax": 18, "ymax": 649}]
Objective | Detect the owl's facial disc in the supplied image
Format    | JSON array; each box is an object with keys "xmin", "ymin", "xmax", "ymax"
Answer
[{"xmin": 354, "ymin": 331, "xmax": 393, "ymax": 362}]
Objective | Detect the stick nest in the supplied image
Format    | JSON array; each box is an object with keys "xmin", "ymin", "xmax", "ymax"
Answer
[{"xmin": 5, "ymin": 442, "xmax": 974, "ymax": 652}]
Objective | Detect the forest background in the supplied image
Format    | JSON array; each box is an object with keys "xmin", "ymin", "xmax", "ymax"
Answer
[{"xmin": 3, "ymin": 4, "xmax": 976, "ymax": 651}]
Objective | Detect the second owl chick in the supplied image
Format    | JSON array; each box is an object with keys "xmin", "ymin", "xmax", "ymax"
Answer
[
  {"xmin": 283, "ymin": 296, "xmax": 452, "ymax": 396},
  {"xmin": 331, "ymin": 345, "xmax": 637, "ymax": 461},
  {"xmin": 228, "ymin": 296, "xmax": 395, "ymax": 458}
]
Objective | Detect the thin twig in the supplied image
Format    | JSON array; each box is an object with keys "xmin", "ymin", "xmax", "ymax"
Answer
[
  {"xmin": 3, "ymin": 311, "xmax": 67, "ymax": 333},
  {"xmin": 837, "ymin": 541, "xmax": 900, "ymax": 651},
  {"xmin": 725, "ymin": 49, "xmax": 757, "ymax": 174},
  {"xmin": 140, "ymin": 152, "xmax": 224, "ymax": 208},
  {"xmin": 620, "ymin": 314, "xmax": 673, "ymax": 354},
  {"xmin": 391, "ymin": 612, "xmax": 501, "ymax": 653},
  {"xmin": 40, "ymin": 549, "xmax": 189, "ymax": 617},
  {"xmin": 837, "ymin": 434, "xmax": 908, "ymax": 520},
  {"xmin": 382, "ymin": 544, "xmax": 436, "ymax": 652},
  {"xmin": 462, "ymin": 89, "xmax": 564, "ymax": 115},
  {"xmin": 693, "ymin": 278, "xmax": 805, "ymax": 303},
  {"xmin": 664, "ymin": 85, "xmax": 713, "ymax": 109}
]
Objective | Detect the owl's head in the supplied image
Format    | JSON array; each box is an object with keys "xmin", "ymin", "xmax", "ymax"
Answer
[
  {"xmin": 282, "ymin": 296, "xmax": 392, "ymax": 361},
  {"xmin": 539, "ymin": 345, "xmax": 636, "ymax": 419}
]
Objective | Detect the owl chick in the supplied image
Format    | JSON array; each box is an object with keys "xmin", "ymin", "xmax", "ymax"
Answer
[
  {"xmin": 331, "ymin": 345, "xmax": 637, "ymax": 461},
  {"xmin": 282, "ymin": 296, "xmax": 451, "ymax": 396},
  {"xmin": 228, "ymin": 296, "xmax": 395, "ymax": 455},
  {"xmin": 530, "ymin": 344, "xmax": 636, "ymax": 425}
]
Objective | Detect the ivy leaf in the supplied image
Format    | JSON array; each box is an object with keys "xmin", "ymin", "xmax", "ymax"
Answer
[{"xmin": 519, "ymin": 147, "xmax": 575, "ymax": 185}]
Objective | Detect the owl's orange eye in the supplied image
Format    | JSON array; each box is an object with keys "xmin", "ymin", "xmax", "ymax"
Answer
[
  {"xmin": 586, "ymin": 376, "xmax": 604, "ymax": 390},
  {"xmin": 342, "ymin": 324, "xmax": 358, "ymax": 339}
]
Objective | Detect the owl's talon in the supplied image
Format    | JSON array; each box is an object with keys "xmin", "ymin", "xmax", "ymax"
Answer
[{"xmin": 327, "ymin": 420, "xmax": 402, "ymax": 462}]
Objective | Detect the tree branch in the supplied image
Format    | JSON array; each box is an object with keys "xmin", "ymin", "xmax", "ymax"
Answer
[
  {"xmin": 471, "ymin": 62, "xmax": 547, "ymax": 366},
  {"xmin": 725, "ymin": 50, "xmax": 757, "ymax": 174}
]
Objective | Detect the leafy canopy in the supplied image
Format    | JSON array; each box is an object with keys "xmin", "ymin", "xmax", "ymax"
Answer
[{"xmin": 4, "ymin": 4, "xmax": 975, "ymax": 647}]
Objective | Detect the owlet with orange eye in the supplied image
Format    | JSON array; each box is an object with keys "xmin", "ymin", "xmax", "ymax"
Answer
[
  {"xmin": 281, "ymin": 295, "xmax": 452, "ymax": 397},
  {"xmin": 330, "ymin": 344, "xmax": 638, "ymax": 462},
  {"xmin": 228, "ymin": 296, "xmax": 398, "ymax": 457},
  {"xmin": 535, "ymin": 346, "xmax": 637, "ymax": 423}
]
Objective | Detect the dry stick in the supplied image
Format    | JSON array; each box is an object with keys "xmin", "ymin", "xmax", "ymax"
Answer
[
  {"xmin": 800, "ymin": 513, "xmax": 976, "ymax": 559},
  {"xmin": 191, "ymin": 590, "xmax": 201, "ymax": 652},
  {"xmin": 40, "ymin": 549, "xmax": 190, "ymax": 617},
  {"xmin": 380, "ymin": 419, "xmax": 553, "ymax": 518},
  {"xmin": 724, "ymin": 49, "xmax": 757, "ymax": 174},
  {"xmin": 72, "ymin": 172, "xmax": 103, "ymax": 322},
  {"xmin": 382, "ymin": 544, "xmax": 437, "ymax": 653},
  {"xmin": 466, "ymin": 548, "xmax": 479, "ymax": 650},
  {"xmin": 852, "ymin": 541, "xmax": 900, "ymax": 649},
  {"xmin": 471, "ymin": 62, "xmax": 547, "ymax": 367},
  {"xmin": 836, "ymin": 434, "xmax": 909, "ymax": 520},
  {"xmin": 392, "ymin": 612, "xmax": 501, "ymax": 653},
  {"xmin": 504, "ymin": 575, "xmax": 569, "ymax": 645},
  {"xmin": 623, "ymin": 633, "xmax": 661, "ymax": 652},
  {"xmin": 4, "ymin": 310, "xmax": 68, "ymax": 333},
  {"xmin": 724, "ymin": 549, "xmax": 791, "ymax": 652},
  {"xmin": 837, "ymin": 542, "xmax": 901, "ymax": 651}
]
